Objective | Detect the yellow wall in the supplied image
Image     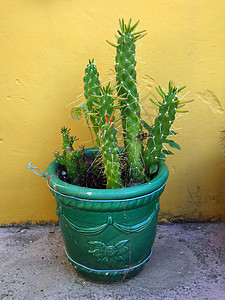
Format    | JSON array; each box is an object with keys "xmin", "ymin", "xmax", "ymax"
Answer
[{"xmin": 1, "ymin": 0, "xmax": 225, "ymax": 224}]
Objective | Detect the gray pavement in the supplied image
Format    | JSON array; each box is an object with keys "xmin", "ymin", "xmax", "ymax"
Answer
[{"xmin": 0, "ymin": 223, "xmax": 224, "ymax": 300}]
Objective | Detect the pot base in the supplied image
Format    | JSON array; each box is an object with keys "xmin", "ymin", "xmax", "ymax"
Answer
[{"xmin": 66, "ymin": 249, "xmax": 153, "ymax": 283}]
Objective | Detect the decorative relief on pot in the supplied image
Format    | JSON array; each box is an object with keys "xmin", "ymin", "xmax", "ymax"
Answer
[
  {"xmin": 88, "ymin": 240, "xmax": 129, "ymax": 262},
  {"xmin": 62, "ymin": 203, "xmax": 159, "ymax": 236}
]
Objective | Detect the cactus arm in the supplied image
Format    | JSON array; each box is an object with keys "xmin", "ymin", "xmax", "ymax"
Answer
[
  {"xmin": 95, "ymin": 85, "xmax": 122, "ymax": 189},
  {"xmin": 114, "ymin": 19, "xmax": 145, "ymax": 185},
  {"xmin": 143, "ymin": 82, "xmax": 185, "ymax": 174},
  {"xmin": 54, "ymin": 152, "xmax": 65, "ymax": 165},
  {"xmin": 55, "ymin": 127, "xmax": 87, "ymax": 185},
  {"xmin": 100, "ymin": 122, "xmax": 122, "ymax": 189},
  {"xmin": 76, "ymin": 145, "xmax": 87, "ymax": 181},
  {"xmin": 72, "ymin": 59, "xmax": 102, "ymax": 146},
  {"xmin": 82, "ymin": 59, "xmax": 123, "ymax": 188},
  {"xmin": 65, "ymin": 145, "xmax": 87, "ymax": 185},
  {"xmin": 60, "ymin": 127, "xmax": 78, "ymax": 159},
  {"xmin": 65, "ymin": 147, "xmax": 79, "ymax": 185},
  {"xmin": 83, "ymin": 59, "xmax": 102, "ymax": 145}
]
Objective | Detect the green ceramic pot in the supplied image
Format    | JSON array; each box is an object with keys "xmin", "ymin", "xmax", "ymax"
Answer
[{"xmin": 45, "ymin": 148, "xmax": 169, "ymax": 283}]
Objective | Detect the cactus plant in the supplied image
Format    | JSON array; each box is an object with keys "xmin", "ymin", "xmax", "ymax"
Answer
[
  {"xmin": 54, "ymin": 127, "xmax": 87, "ymax": 185},
  {"xmin": 55, "ymin": 18, "xmax": 192, "ymax": 189}
]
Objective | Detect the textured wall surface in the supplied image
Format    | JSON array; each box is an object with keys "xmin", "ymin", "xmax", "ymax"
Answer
[{"xmin": 0, "ymin": 1, "xmax": 225, "ymax": 223}]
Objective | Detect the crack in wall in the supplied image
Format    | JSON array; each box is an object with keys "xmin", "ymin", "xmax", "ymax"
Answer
[
  {"xmin": 219, "ymin": 130, "xmax": 225, "ymax": 157},
  {"xmin": 197, "ymin": 90, "xmax": 224, "ymax": 114}
]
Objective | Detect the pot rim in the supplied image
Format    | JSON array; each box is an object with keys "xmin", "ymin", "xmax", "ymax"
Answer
[{"xmin": 45, "ymin": 147, "xmax": 169, "ymax": 201}]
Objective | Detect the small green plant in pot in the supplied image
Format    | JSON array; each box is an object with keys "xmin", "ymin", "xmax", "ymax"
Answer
[{"xmin": 45, "ymin": 19, "xmax": 192, "ymax": 283}]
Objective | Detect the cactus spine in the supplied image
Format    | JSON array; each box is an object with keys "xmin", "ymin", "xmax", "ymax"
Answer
[
  {"xmin": 143, "ymin": 82, "xmax": 186, "ymax": 174},
  {"xmin": 54, "ymin": 127, "xmax": 86, "ymax": 185},
  {"xmin": 114, "ymin": 19, "xmax": 146, "ymax": 185}
]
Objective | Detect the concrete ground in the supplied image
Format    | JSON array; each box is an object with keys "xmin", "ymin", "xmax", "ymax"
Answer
[{"xmin": 0, "ymin": 223, "xmax": 224, "ymax": 300}]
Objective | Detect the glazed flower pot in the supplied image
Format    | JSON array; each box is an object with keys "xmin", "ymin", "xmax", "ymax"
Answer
[{"xmin": 45, "ymin": 148, "xmax": 169, "ymax": 283}]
